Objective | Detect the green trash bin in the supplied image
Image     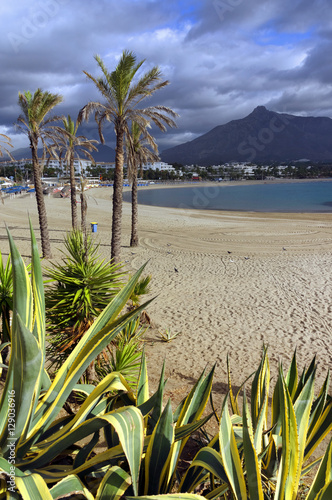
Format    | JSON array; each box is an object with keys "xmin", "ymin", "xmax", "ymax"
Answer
[{"xmin": 91, "ymin": 222, "xmax": 98, "ymax": 233}]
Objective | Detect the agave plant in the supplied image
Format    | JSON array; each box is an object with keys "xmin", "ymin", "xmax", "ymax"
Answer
[
  {"xmin": 0, "ymin": 249, "xmax": 13, "ymax": 344},
  {"xmin": 158, "ymin": 327, "xmax": 181, "ymax": 343},
  {"xmin": 179, "ymin": 348, "xmax": 332, "ymax": 499}
]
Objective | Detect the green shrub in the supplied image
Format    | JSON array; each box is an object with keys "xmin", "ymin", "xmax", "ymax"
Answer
[
  {"xmin": 129, "ymin": 274, "xmax": 152, "ymax": 307},
  {"xmin": 96, "ymin": 317, "xmax": 148, "ymax": 387},
  {"xmin": 44, "ymin": 229, "xmax": 125, "ymax": 374}
]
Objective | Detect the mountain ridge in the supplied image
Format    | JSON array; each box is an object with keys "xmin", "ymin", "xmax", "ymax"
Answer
[
  {"xmin": 3, "ymin": 143, "xmax": 116, "ymax": 163},
  {"xmin": 161, "ymin": 106, "xmax": 332, "ymax": 165}
]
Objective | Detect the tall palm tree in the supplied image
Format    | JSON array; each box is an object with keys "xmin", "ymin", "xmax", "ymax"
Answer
[
  {"xmin": 126, "ymin": 121, "xmax": 159, "ymax": 247},
  {"xmin": 0, "ymin": 134, "xmax": 14, "ymax": 160},
  {"xmin": 17, "ymin": 89, "xmax": 63, "ymax": 258},
  {"xmin": 53, "ymin": 115, "xmax": 98, "ymax": 229},
  {"xmin": 79, "ymin": 50, "xmax": 178, "ymax": 263}
]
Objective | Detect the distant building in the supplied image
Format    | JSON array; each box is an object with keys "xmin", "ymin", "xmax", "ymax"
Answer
[
  {"xmin": 0, "ymin": 157, "xmax": 96, "ymax": 175},
  {"xmin": 142, "ymin": 161, "xmax": 175, "ymax": 173},
  {"xmin": 45, "ymin": 158, "xmax": 92, "ymax": 175},
  {"xmin": 0, "ymin": 158, "xmax": 32, "ymax": 168}
]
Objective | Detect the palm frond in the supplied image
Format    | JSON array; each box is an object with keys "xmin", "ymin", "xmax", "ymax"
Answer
[{"xmin": 0, "ymin": 134, "xmax": 14, "ymax": 160}]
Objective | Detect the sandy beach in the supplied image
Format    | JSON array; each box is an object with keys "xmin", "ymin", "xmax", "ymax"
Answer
[{"xmin": 1, "ymin": 182, "xmax": 331, "ymax": 422}]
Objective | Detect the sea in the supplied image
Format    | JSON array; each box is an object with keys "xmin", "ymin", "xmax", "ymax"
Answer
[{"xmin": 123, "ymin": 180, "xmax": 332, "ymax": 213}]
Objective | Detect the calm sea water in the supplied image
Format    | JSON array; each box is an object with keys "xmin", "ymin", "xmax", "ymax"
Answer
[{"xmin": 123, "ymin": 180, "xmax": 332, "ymax": 212}]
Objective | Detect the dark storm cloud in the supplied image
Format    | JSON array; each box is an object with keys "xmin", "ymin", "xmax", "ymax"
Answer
[{"xmin": 0, "ymin": 0, "xmax": 332, "ymax": 153}]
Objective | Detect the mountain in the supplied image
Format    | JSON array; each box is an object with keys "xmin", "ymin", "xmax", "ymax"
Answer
[
  {"xmin": 7, "ymin": 144, "xmax": 116, "ymax": 163},
  {"xmin": 161, "ymin": 106, "xmax": 332, "ymax": 165}
]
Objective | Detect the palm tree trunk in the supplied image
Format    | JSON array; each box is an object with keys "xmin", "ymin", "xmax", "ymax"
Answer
[
  {"xmin": 111, "ymin": 127, "xmax": 124, "ymax": 263},
  {"xmin": 130, "ymin": 167, "xmax": 139, "ymax": 247},
  {"xmin": 80, "ymin": 190, "xmax": 88, "ymax": 262},
  {"xmin": 31, "ymin": 140, "xmax": 52, "ymax": 259},
  {"xmin": 85, "ymin": 360, "xmax": 98, "ymax": 383},
  {"xmin": 69, "ymin": 154, "xmax": 78, "ymax": 229}
]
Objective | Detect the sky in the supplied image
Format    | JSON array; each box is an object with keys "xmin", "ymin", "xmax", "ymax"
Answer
[{"xmin": 1, "ymin": 0, "xmax": 332, "ymax": 153}]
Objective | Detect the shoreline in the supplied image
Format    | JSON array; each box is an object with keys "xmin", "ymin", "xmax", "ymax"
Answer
[
  {"xmin": 125, "ymin": 177, "xmax": 332, "ymax": 189},
  {"xmin": 122, "ymin": 177, "xmax": 332, "ymax": 215}
]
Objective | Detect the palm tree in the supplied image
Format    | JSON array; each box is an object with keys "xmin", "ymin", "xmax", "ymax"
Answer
[
  {"xmin": 126, "ymin": 122, "xmax": 159, "ymax": 247},
  {"xmin": 0, "ymin": 135, "xmax": 14, "ymax": 206},
  {"xmin": 17, "ymin": 89, "xmax": 63, "ymax": 258},
  {"xmin": 79, "ymin": 50, "xmax": 178, "ymax": 263},
  {"xmin": 53, "ymin": 115, "xmax": 98, "ymax": 229},
  {"xmin": 0, "ymin": 134, "xmax": 14, "ymax": 160}
]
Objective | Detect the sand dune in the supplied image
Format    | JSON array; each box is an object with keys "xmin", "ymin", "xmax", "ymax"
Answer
[{"xmin": 1, "ymin": 185, "xmax": 331, "ymax": 416}]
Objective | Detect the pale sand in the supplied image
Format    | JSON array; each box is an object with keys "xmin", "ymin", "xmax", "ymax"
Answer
[{"xmin": 1, "ymin": 184, "xmax": 331, "ymax": 419}]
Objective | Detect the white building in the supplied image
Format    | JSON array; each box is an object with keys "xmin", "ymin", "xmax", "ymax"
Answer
[
  {"xmin": 141, "ymin": 161, "xmax": 175, "ymax": 173},
  {"xmin": 45, "ymin": 158, "xmax": 93, "ymax": 175}
]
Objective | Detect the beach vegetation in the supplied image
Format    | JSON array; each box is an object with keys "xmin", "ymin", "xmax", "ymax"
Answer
[
  {"xmin": 178, "ymin": 348, "xmax": 332, "ymax": 499},
  {"xmin": 0, "ymin": 222, "xmax": 331, "ymax": 498},
  {"xmin": 126, "ymin": 121, "xmax": 159, "ymax": 247},
  {"xmin": 129, "ymin": 273, "xmax": 152, "ymax": 307},
  {"xmin": 79, "ymin": 50, "xmax": 177, "ymax": 263},
  {"xmin": 16, "ymin": 88, "xmax": 63, "ymax": 258},
  {"xmin": 96, "ymin": 317, "xmax": 147, "ymax": 387},
  {"xmin": 0, "ymin": 226, "xmax": 331, "ymax": 498},
  {"xmin": 44, "ymin": 229, "xmax": 151, "ymax": 384},
  {"xmin": 0, "ymin": 223, "xmax": 145, "ymax": 496},
  {"xmin": 0, "ymin": 224, "xmax": 211, "ymax": 498},
  {"xmin": 158, "ymin": 327, "xmax": 182, "ymax": 342},
  {"xmin": 53, "ymin": 114, "xmax": 98, "ymax": 230},
  {"xmin": 44, "ymin": 229, "xmax": 124, "ymax": 381}
]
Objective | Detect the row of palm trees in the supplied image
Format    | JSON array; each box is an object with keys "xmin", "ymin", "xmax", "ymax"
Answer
[{"xmin": 1, "ymin": 50, "xmax": 177, "ymax": 261}]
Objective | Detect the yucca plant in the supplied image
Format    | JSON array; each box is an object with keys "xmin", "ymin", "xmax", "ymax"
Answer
[
  {"xmin": 96, "ymin": 317, "xmax": 148, "ymax": 387},
  {"xmin": 44, "ymin": 229, "xmax": 125, "ymax": 379},
  {"xmin": 179, "ymin": 348, "xmax": 332, "ymax": 499},
  {"xmin": 129, "ymin": 274, "xmax": 152, "ymax": 307}
]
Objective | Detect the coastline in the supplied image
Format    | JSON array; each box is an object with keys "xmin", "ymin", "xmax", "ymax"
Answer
[
  {"xmin": 0, "ymin": 186, "xmax": 331, "ymax": 424},
  {"xmin": 122, "ymin": 176, "xmax": 332, "ymax": 194},
  {"xmin": 122, "ymin": 177, "xmax": 332, "ymax": 214}
]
